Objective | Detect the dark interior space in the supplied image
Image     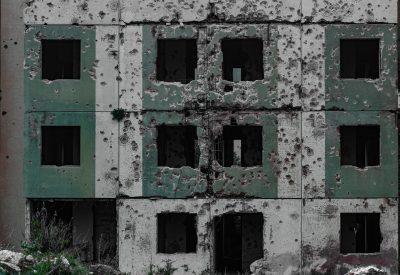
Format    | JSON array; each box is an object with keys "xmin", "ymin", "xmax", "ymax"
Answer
[
  {"xmin": 340, "ymin": 39, "xmax": 380, "ymax": 79},
  {"xmin": 340, "ymin": 213, "xmax": 382, "ymax": 254},
  {"xmin": 157, "ymin": 213, "xmax": 197, "ymax": 254},
  {"xmin": 222, "ymin": 39, "xmax": 264, "ymax": 82},
  {"xmin": 31, "ymin": 200, "xmax": 73, "ymax": 228},
  {"xmin": 93, "ymin": 200, "xmax": 117, "ymax": 264},
  {"xmin": 214, "ymin": 213, "xmax": 263, "ymax": 274},
  {"xmin": 215, "ymin": 125, "xmax": 263, "ymax": 167},
  {"xmin": 340, "ymin": 125, "xmax": 380, "ymax": 168},
  {"xmin": 157, "ymin": 125, "xmax": 199, "ymax": 168},
  {"xmin": 41, "ymin": 126, "xmax": 80, "ymax": 166},
  {"xmin": 42, "ymin": 39, "xmax": 81, "ymax": 80},
  {"xmin": 156, "ymin": 39, "xmax": 197, "ymax": 84}
]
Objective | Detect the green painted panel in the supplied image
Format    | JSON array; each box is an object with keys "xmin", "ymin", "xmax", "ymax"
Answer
[
  {"xmin": 142, "ymin": 25, "xmax": 206, "ymax": 110},
  {"xmin": 325, "ymin": 24, "xmax": 397, "ymax": 110},
  {"xmin": 25, "ymin": 25, "xmax": 96, "ymax": 112},
  {"xmin": 213, "ymin": 113, "xmax": 278, "ymax": 198},
  {"xmin": 207, "ymin": 24, "xmax": 278, "ymax": 109},
  {"xmin": 325, "ymin": 111, "xmax": 398, "ymax": 198},
  {"xmin": 24, "ymin": 112, "xmax": 95, "ymax": 198},
  {"xmin": 142, "ymin": 112, "xmax": 207, "ymax": 198}
]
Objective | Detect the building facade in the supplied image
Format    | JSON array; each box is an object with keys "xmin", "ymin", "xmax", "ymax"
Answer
[{"xmin": 21, "ymin": 0, "xmax": 398, "ymax": 274}]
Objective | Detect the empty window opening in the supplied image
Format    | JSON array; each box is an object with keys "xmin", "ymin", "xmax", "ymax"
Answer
[
  {"xmin": 340, "ymin": 125, "xmax": 380, "ymax": 169},
  {"xmin": 157, "ymin": 213, "xmax": 197, "ymax": 254},
  {"xmin": 41, "ymin": 126, "xmax": 80, "ymax": 166},
  {"xmin": 157, "ymin": 126, "xmax": 199, "ymax": 168},
  {"xmin": 215, "ymin": 126, "xmax": 262, "ymax": 167},
  {"xmin": 42, "ymin": 40, "xmax": 81, "ymax": 80},
  {"xmin": 340, "ymin": 39, "xmax": 380, "ymax": 79},
  {"xmin": 340, "ymin": 213, "xmax": 381, "ymax": 254},
  {"xmin": 222, "ymin": 39, "xmax": 264, "ymax": 82},
  {"xmin": 156, "ymin": 39, "xmax": 197, "ymax": 84},
  {"xmin": 214, "ymin": 213, "xmax": 263, "ymax": 273}
]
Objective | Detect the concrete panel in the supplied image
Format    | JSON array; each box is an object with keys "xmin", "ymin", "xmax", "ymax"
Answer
[
  {"xmin": 207, "ymin": 24, "xmax": 301, "ymax": 109},
  {"xmin": 301, "ymin": 25, "xmax": 325, "ymax": 111},
  {"xmin": 211, "ymin": 0, "xmax": 301, "ymax": 22},
  {"xmin": 302, "ymin": 0, "xmax": 397, "ymax": 23},
  {"xmin": 95, "ymin": 112, "xmax": 118, "ymax": 198},
  {"xmin": 302, "ymin": 112, "xmax": 326, "ymax": 198},
  {"xmin": 120, "ymin": 0, "xmax": 209, "ymax": 23},
  {"xmin": 23, "ymin": 0, "xmax": 119, "ymax": 25},
  {"xmin": 119, "ymin": 26, "xmax": 143, "ymax": 111},
  {"xmin": 119, "ymin": 112, "xmax": 143, "ymax": 197},
  {"xmin": 95, "ymin": 26, "xmax": 119, "ymax": 111},
  {"xmin": 118, "ymin": 199, "xmax": 211, "ymax": 275},
  {"xmin": 303, "ymin": 199, "xmax": 398, "ymax": 274},
  {"xmin": 210, "ymin": 199, "xmax": 301, "ymax": 274}
]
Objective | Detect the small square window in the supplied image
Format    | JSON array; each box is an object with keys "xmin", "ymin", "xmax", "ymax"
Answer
[
  {"xmin": 214, "ymin": 213, "xmax": 263, "ymax": 273},
  {"xmin": 340, "ymin": 125, "xmax": 380, "ymax": 168},
  {"xmin": 41, "ymin": 126, "xmax": 80, "ymax": 166},
  {"xmin": 157, "ymin": 213, "xmax": 197, "ymax": 254},
  {"xmin": 156, "ymin": 39, "xmax": 197, "ymax": 84},
  {"xmin": 222, "ymin": 39, "xmax": 264, "ymax": 82},
  {"xmin": 42, "ymin": 40, "xmax": 81, "ymax": 80},
  {"xmin": 157, "ymin": 126, "xmax": 199, "ymax": 168},
  {"xmin": 340, "ymin": 39, "xmax": 380, "ymax": 79},
  {"xmin": 215, "ymin": 126, "xmax": 263, "ymax": 167},
  {"xmin": 340, "ymin": 213, "xmax": 381, "ymax": 254}
]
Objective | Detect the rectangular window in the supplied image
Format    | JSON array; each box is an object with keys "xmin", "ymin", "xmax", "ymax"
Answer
[
  {"xmin": 157, "ymin": 213, "xmax": 197, "ymax": 254},
  {"xmin": 215, "ymin": 126, "xmax": 263, "ymax": 167},
  {"xmin": 340, "ymin": 125, "xmax": 380, "ymax": 168},
  {"xmin": 222, "ymin": 39, "xmax": 264, "ymax": 82},
  {"xmin": 340, "ymin": 39, "xmax": 380, "ymax": 79},
  {"xmin": 340, "ymin": 213, "xmax": 381, "ymax": 254},
  {"xmin": 157, "ymin": 126, "xmax": 198, "ymax": 168},
  {"xmin": 214, "ymin": 213, "xmax": 263, "ymax": 273},
  {"xmin": 42, "ymin": 40, "xmax": 81, "ymax": 80},
  {"xmin": 41, "ymin": 126, "xmax": 80, "ymax": 166},
  {"xmin": 156, "ymin": 39, "xmax": 197, "ymax": 84}
]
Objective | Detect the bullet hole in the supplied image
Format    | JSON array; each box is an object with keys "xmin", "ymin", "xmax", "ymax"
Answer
[
  {"xmin": 157, "ymin": 213, "xmax": 197, "ymax": 253},
  {"xmin": 340, "ymin": 39, "xmax": 380, "ymax": 79},
  {"xmin": 340, "ymin": 125, "xmax": 380, "ymax": 168},
  {"xmin": 214, "ymin": 213, "xmax": 263, "ymax": 273},
  {"xmin": 42, "ymin": 40, "xmax": 81, "ymax": 80},
  {"xmin": 41, "ymin": 126, "xmax": 80, "ymax": 166},
  {"xmin": 156, "ymin": 39, "xmax": 197, "ymax": 84},
  {"xmin": 157, "ymin": 126, "xmax": 199, "ymax": 168},
  {"xmin": 222, "ymin": 39, "xmax": 264, "ymax": 82},
  {"xmin": 340, "ymin": 213, "xmax": 382, "ymax": 254}
]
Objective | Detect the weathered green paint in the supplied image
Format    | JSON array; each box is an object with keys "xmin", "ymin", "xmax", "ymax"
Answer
[
  {"xmin": 142, "ymin": 25, "xmax": 206, "ymax": 110},
  {"xmin": 325, "ymin": 24, "xmax": 397, "ymax": 110},
  {"xmin": 213, "ymin": 113, "xmax": 278, "ymax": 198},
  {"xmin": 24, "ymin": 112, "xmax": 95, "ymax": 198},
  {"xmin": 24, "ymin": 25, "xmax": 96, "ymax": 112},
  {"xmin": 207, "ymin": 24, "xmax": 279, "ymax": 109},
  {"xmin": 325, "ymin": 111, "xmax": 398, "ymax": 198},
  {"xmin": 142, "ymin": 112, "xmax": 207, "ymax": 198}
]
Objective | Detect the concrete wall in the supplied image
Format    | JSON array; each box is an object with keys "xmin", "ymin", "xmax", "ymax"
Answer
[{"xmin": 0, "ymin": 0, "xmax": 26, "ymax": 247}]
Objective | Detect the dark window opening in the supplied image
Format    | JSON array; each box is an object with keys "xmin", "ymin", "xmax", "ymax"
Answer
[
  {"xmin": 215, "ymin": 126, "xmax": 262, "ymax": 167},
  {"xmin": 340, "ymin": 125, "xmax": 380, "ymax": 169},
  {"xmin": 41, "ymin": 126, "xmax": 80, "ymax": 166},
  {"xmin": 42, "ymin": 40, "xmax": 81, "ymax": 80},
  {"xmin": 156, "ymin": 39, "xmax": 197, "ymax": 84},
  {"xmin": 214, "ymin": 213, "xmax": 263, "ymax": 273},
  {"xmin": 340, "ymin": 39, "xmax": 380, "ymax": 79},
  {"xmin": 222, "ymin": 39, "xmax": 264, "ymax": 82},
  {"xmin": 157, "ymin": 126, "xmax": 199, "ymax": 168},
  {"xmin": 340, "ymin": 213, "xmax": 381, "ymax": 254},
  {"xmin": 157, "ymin": 213, "xmax": 197, "ymax": 254}
]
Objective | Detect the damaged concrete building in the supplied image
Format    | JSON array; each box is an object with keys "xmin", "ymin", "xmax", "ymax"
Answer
[{"xmin": 16, "ymin": 0, "xmax": 399, "ymax": 274}]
